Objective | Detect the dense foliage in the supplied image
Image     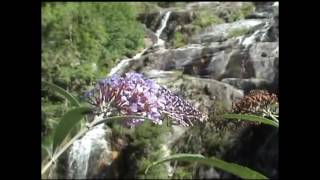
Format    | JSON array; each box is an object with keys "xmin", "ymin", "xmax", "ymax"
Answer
[{"xmin": 42, "ymin": 2, "xmax": 145, "ymax": 143}]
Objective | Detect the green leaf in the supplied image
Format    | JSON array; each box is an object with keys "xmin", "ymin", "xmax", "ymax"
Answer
[
  {"xmin": 145, "ymin": 154, "xmax": 268, "ymax": 179},
  {"xmin": 41, "ymin": 144, "xmax": 52, "ymax": 160},
  {"xmin": 42, "ymin": 81, "xmax": 80, "ymax": 107},
  {"xmin": 221, "ymin": 114, "xmax": 279, "ymax": 128},
  {"xmin": 52, "ymin": 106, "xmax": 92, "ymax": 152}
]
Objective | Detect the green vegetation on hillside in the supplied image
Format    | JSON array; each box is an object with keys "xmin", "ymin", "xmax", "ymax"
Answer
[
  {"xmin": 228, "ymin": 27, "xmax": 250, "ymax": 38},
  {"xmin": 192, "ymin": 8, "xmax": 225, "ymax": 29},
  {"xmin": 173, "ymin": 32, "xmax": 187, "ymax": 48},
  {"xmin": 42, "ymin": 2, "xmax": 145, "ymax": 147}
]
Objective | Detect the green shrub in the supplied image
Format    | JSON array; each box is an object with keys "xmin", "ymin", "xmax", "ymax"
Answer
[
  {"xmin": 132, "ymin": 2, "xmax": 160, "ymax": 14},
  {"xmin": 130, "ymin": 121, "xmax": 171, "ymax": 178},
  {"xmin": 138, "ymin": 155, "xmax": 168, "ymax": 179},
  {"xmin": 173, "ymin": 32, "xmax": 187, "ymax": 48},
  {"xmin": 240, "ymin": 2, "xmax": 256, "ymax": 18},
  {"xmin": 132, "ymin": 120, "xmax": 171, "ymax": 149},
  {"xmin": 42, "ymin": 2, "xmax": 145, "ymax": 90},
  {"xmin": 174, "ymin": 2, "xmax": 188, "ymax": 10},
  {"xmin": 42, "ymin": 2, "xmax": 145, "ymax": 138},
  {"xmin": 227, "ymin": 27, "xmax": 250, "ymax": 38},
  {"xmin": 225, "ymin": 2, "xmax": 255, "ymax": 22},
  {"xmin": 192, "ymin": 9, "xmax": 224, "ymax": 29},
  {"xmin": 172, "ymin": 167, "xmax": 193, "ymax": 179}
]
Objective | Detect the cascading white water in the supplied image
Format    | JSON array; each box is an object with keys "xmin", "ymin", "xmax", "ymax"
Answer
[
  {"xmin": 107, "ymin": 58, "xmax": 132, "ymax": 77},
  {"xmin": 107, "ymin": 11, "xmax": 172, "ymax": 77},
  {"xmin": 154, "ymin": 11, "xmax": 172, "ymax": 46},
  {"xmin": 67, "ymin": 115, "xmax": 111, "ymax": 179},
  {"xmin": 155, "ymin": 11, "xmax": 172, "ymax": 39},
  {"xmin": 107, "ymin": 48, "xmax": 148, "ymax": 77},
  {"xmin": 240, "ymin": 21, "xmax": 270, "ymax": 49}
]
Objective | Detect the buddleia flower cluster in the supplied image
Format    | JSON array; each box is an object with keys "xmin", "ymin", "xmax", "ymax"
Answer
[{"xmin": 84, "ymin": 72, "xmax": 207, "ymax": 127}]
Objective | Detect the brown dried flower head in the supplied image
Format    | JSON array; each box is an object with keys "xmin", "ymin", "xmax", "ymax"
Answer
[{"xmin": 232, "ymin": 90, "xmax": 278, "ymax": 115}]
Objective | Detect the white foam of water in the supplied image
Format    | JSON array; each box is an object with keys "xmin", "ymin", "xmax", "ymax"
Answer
[
  {"xmin": 107, "ymin": 58, "xmax": 132, "ymax": 77},
  {"xmin": 175, "ymin": 45, "xmax": 202, "ymax": 51},
  {"xmin": 260, "ymin": 22, "xmax": 270, "ymax": 42},
  {"xmin": 155, "ymin": 11, "xmax": 172, "ymax": 38},
  {"xmin": 241, "ymin": 30, "xmax": 259, "ymax": 48}
]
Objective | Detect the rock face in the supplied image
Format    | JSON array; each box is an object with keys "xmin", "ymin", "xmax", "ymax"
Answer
[
  {"xmin": 137, "ymin": 12, "xmax": 162, "ymax": 32},
  {"xmin": 143, "ymin": 70, "xmax": 244, "ymax": 111},
  {"xmin": 249, "ymin": 42, "xmax": 278, "ymax": 83},
  {"xmin": 221, "ymin": 78, "xmax": 270, "ymax": 94},
  {"xmin": 89, "ymin": 2, "xmax": 278, "ymax": 179},
  {"xmin": 125, "ymin": 40, "xmax": 278, "ymax": 94},
  {"xmin": 191, "ymin": 19, "xmax": 265, "ymax": 44},
  {"xmin": 132, "ymin": 1, "xmax": 278, "ymax": 95}
]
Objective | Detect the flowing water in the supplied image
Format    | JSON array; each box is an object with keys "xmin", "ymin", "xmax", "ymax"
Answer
[
  {"xmin": 107, "ymin": 11, "xmax": 171, "ymax": 76},
  {"xmin": 154, "ymin": 11, "xmax": 172, "ymax": 47}
]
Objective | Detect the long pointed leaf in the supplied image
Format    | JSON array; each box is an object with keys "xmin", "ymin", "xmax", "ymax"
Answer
[
  {"xmin": 41, "ymin": 145, "xmax": 52, "ymax": 160},
  {"xmin": 221, "ymin": 114, "xmax": 279, "ymax": 128},
  {"xmin": 52, "ymin": 106, "xmax": 91, "ymax": 152},
  {"xmin": 42, "ymin": 81, "xmax": 80, "ymax": 107},
  {"xmin": 145, "ymin": 154, "xmax": 268, "ymax": 179}
]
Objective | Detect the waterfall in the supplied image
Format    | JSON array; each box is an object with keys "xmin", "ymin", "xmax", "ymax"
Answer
[
  {"xmin": 107, "ymin": 47, "xmax": 149, "ymax": 77},
  {"xmin": 67, "ymin": 115, "xmax": 112, "ymax": 179},
  {"xmin": 155, "ymin": 11, "xmax": 172, "ymax": 39},
  {"xmin": 107, "ymin": 58, "xmax": 132, "ymax": 77},
  {"xmin": 108, "ymin": 11, "xmax": 172, "ymax": 77},
  {"xmin": 154, "ymin": 11, "xmax": 172, "ymax": 46}
]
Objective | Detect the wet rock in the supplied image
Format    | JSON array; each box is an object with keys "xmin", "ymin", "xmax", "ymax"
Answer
[
  {"xmin": 245, "ymin": 12, "xmax": 270, "ymax": 19},
  {"xmin": 221, "ymin": 78, "xmax": 270, "ymax": 93},
  {"xmin": 215, "ymin": 48, "xmax": 252, "ymax": 80},
  {"xmin": 144, "ymin": 70, "xmax": 244, "ymax": 111},
  {"xmin": 125, "ymin": 40, "xmax": 277, "ymax": 91},
  {"xmin": 204, "ymin": 49, "xmax": 231, "ymax": 79},
  {"xmin": 238, "ymin": 3, "xmax": 278, "ymax": 47},
  {"xmin": 191, "ymin": 19, "xmax": 265, "ymax": 44},
  {"xmin": 137, "ymin": 12, "xmax": 161, "ymax": 32},
  {"xmin": 248, "ymin": 42, "xmax": 278, "ymax": 83}
]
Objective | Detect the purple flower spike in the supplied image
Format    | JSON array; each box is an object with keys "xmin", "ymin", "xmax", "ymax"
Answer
[{"xmin": 84, "ymin": 72, "xmax": 207, "ymax": 127}]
